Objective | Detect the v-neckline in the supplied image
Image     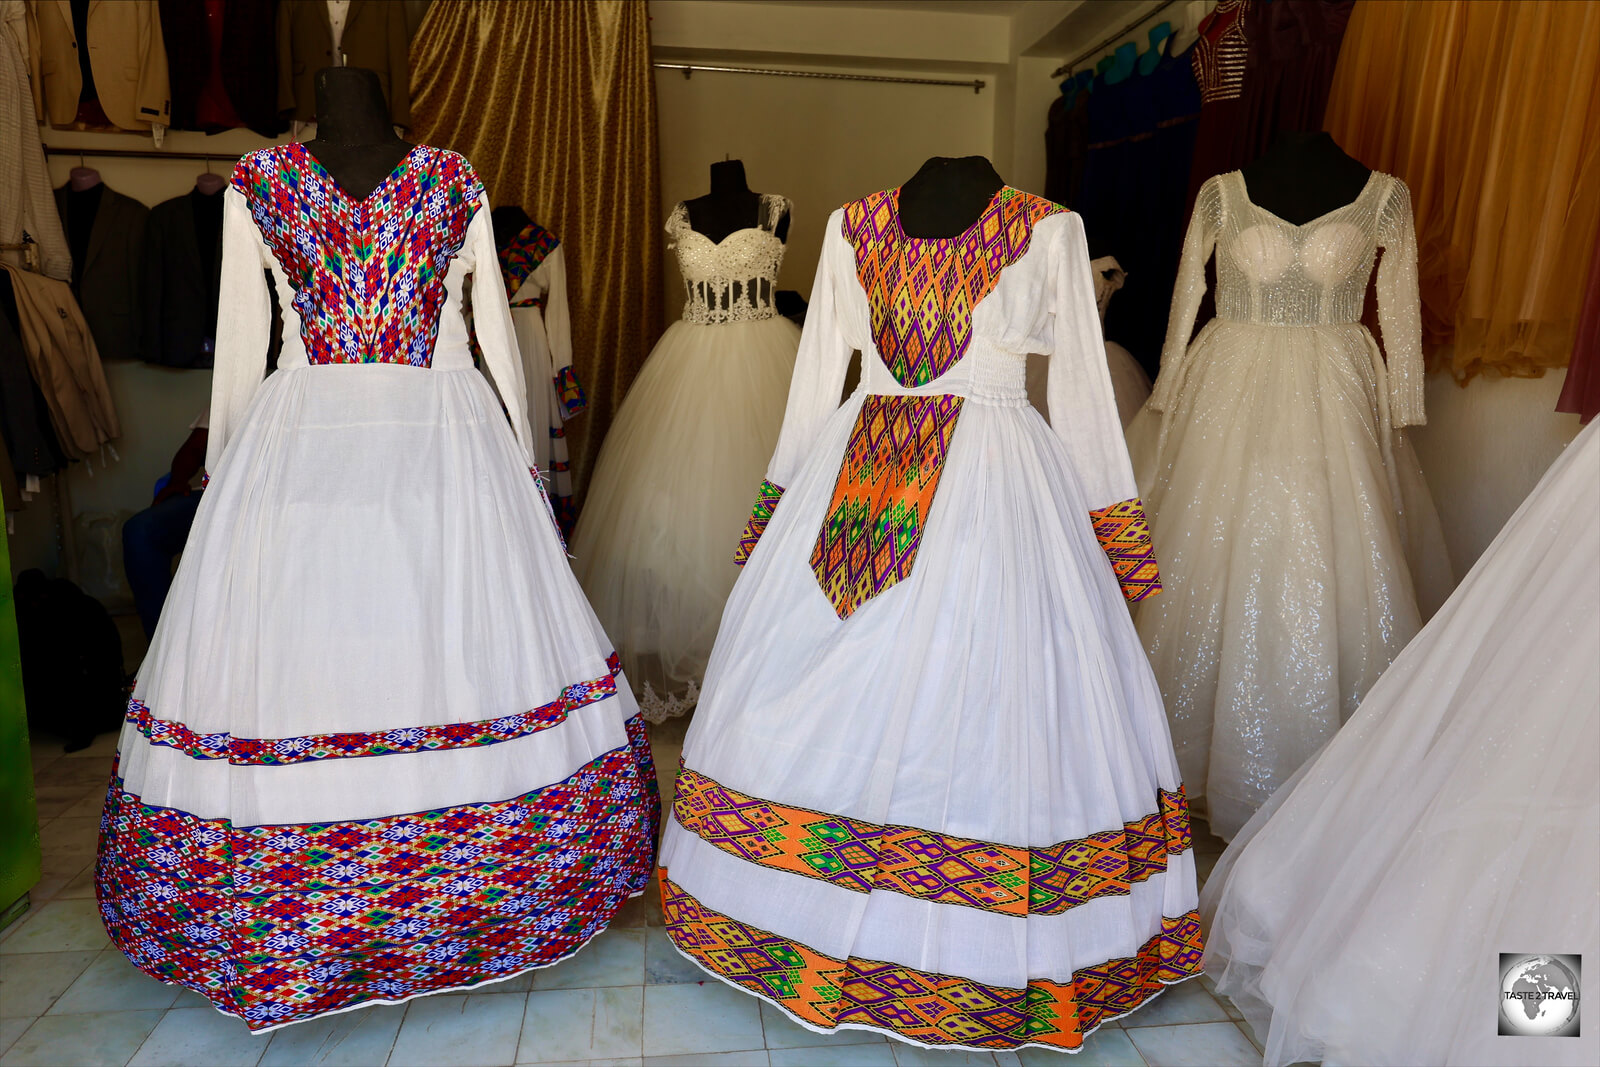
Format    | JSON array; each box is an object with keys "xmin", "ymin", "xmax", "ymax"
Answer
[
  {"xmin": 296, "ymin": 143, "xmax": 423, "ymax": 207},
  {"xmin": 891, "ymin": 185, "xmax": 1005, "ymax": 243},
  {"xmin": 1235, "ymin": 169, "xmax": 1381, "ymax": 231}
]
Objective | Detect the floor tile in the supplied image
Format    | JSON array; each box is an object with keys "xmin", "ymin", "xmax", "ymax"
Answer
[
  {"xmin": 759, "ymin": 1001, "xmax": 885, "ymax": 1049},
  {"xmin": 1235, "ymin": 1013, "xmax": 1265, "ymax": 1053},
  {"xmin": 61, "ymin": 734, "xmax": 119, "ymax": 761},
  {"xmin": 388, "ymin": 992, "xmax": 527, "ymax": 1067},
  {"xmin": 517, "ymin": 987, "xmax": 642, "ymax": 1064},
  {"xmin": 1198, "ymin": 975, "xmax": 1245, "ymax": 1022},
  {"xmin": 61, "ymin": 789, "xmax": 108, "ymax": 819},
  {"xmin": 538, "ymin": 1060, "xmax": 642, "ymax": 1067},
  {"xmin": 1124, "ymin": 1021, "xmax": 1259, "ymax": 1067},
  {"xmin": 0, "ymin": 1009, "xmax": 162, "ymax": 1066},
  {"xmin": 0, "ymin": 1019, "xmax": 26, "ymax": 1058},
  {"xmin": 770, "ymin": 1044, "xmax": 896, "ymax": 1066},
  {"xmin": 644, "ymin": 1053, "xmax": 768, "ymax": 1067},
  {"xmin": 39, "ymin": 816, "xmax": 102, "ymax": 855},
  {"xmin": 1017, "ymin": 1027, "xmax": 1145, "ymax": 1066},
  {"xmin": 0, "ymin": 950, "xmax": 97, "ymax": 1017},
  {"xmin": 1194, "ymin": 852, "xmax": 1220, "ymax": 888},
  {"xmin": 32, "ymin": 760, "xmax": 114, "ymax": 789},
  {"xmin": 643, "ymin": 982, "xmax": 764, "ymax": 1058},
  {"xmin": 128, "ymin": 1005, "xmax": 264, "ymax": 1066},
  {"xmin": 50, "ymin": 950, "xmax": 184, "ymax": 1015},
  {"xmin": 29, "ymin": 786, "xmax": 84, "ymax": 821},
  {"xmin": 55, "ymin": 864, "xmax": 98, "ymax": 901},
  {"xmin": 642, "ymin": 928, "xmax": 704, "ymax": 986},
  {"xmin": 1121, "ymin": 979, "xmax": 1228, "ymax": 1027},
  {"xmin": 532, "ymin": 929, "xmax": 645, "ymax": 990},
  {"xmin": 0, "ymin": 899, "xmax": 110, "ymax": 955},
  {"xmin": 258, "ymin": 1001, "xmax": 406, "ymax": 1066},
  {"xmin": 888, "ymin": 1045, "xmax": 998, "ymax": 1065},
  {"xmin": 611, "ymin": 892, "xmax": 654, "ymax": 930}
]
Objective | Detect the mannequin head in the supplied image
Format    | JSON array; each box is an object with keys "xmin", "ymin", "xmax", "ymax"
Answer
[{"xmin": 312, "ymin": 67, "xmax": 398, "ymax": 145}]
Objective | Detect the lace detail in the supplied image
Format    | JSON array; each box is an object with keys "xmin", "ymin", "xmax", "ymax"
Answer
[
  {"xmin": 639, "ymin": 678, "xmax": 700, "ymax": 723},
  {"xmin": 666, "ymin": 194, "xmax": 789, "ymax": 325}
]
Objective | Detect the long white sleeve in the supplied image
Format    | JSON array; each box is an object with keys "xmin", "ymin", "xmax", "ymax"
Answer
[
  {"xmin": 1046, "ymin": 213, "xmax": 1140, "ymax": 512},
  {"xmin": 206, "ymin": 187, "xmax": 273, "ymax": 474},
  {"xmin": 1148, "ymin": 176, "xmax": 1221, "ymax": 414},
  {"xmin": 1376, "ymin": 179, "xmax": 1426, "ymax": 428},
  {"xmin": 465, "ymin": 198, "xmax": 535, "ymax": 467},
  {"xmin": 764, "ymin": 211, "xmax": 854, "ymax": 492},
  {"xmin": 539, "ymin": 245, "xmax": 575, "ymax": 382}
]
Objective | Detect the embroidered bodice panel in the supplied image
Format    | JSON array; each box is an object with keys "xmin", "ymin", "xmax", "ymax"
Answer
[
  {"xmin": 842, "ymin": 187, "xmax": 1065, "ymax": 389},
  {"xmin": 500, "ymin": 221, "xmax": 559, "ymax": 307},
  {"xmin": 666, "ymin": 194, "xmax": 789, "ymax": 325},
  {"xmin": 232, "ymin": 144, "xmax": 483, "ymax": 367}
]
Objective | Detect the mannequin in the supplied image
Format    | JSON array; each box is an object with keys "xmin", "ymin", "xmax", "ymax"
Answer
[
  {"xmin": 1138, "ymin": 21, "xmax": 1174, "ymax": 75},
  {"xmin": 1240, "ymin": 131, "xmax": 1372, "ymax": 226},
  {"xmin": 302, "ymin": 67, "xmax": 412, "ymax": 201},
  {"xmin": 491, "ymin": 205, "xmax": 534, "ymax": 253},
  {"xmin": 896, "ymin": 156, "xmax": 1005, "ymax": 239},
  {"xmin": 684, "ymin": 160, "xmax": 789, "ymax": 244}
]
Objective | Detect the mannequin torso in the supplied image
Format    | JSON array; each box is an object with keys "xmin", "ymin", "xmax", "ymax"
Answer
[
  {"xmin": 491, "ymin": 205, "xmax": 534, "ymax": 253},
  {"xmin": 302, "ymin": 67, "xmax": 412, "ymax": 201},
  {"xmin": 896, "ymin": 156, "xmax": 1006, "ymax": 238},
  {"xmin": 685, "ymin": 161, "xmax": 789, "ymax": 244},
  {"xmin": 1240, "ymin": 131, "xmax": 1372, "ymax": 225}
]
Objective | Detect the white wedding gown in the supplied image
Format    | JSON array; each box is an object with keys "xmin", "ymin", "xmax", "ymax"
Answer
[
  {"xmin": 1202, "ymin": 419, "xmax": 1599, "ymax": 1066},
  {"xmin": 571, "ymin": 195, "xmax": 800, "ymax": 721},
  {"xmin": 1128, "ymin": 171, "xmax": 1453, "ymax": 839}
]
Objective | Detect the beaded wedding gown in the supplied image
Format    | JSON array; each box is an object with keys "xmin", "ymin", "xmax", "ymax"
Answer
[
  {"xmin": 658, "ymin": 187, "xmax": 1201, "ymax": 1053},
  {"xmin": 95, "ymin": 145, "xmax": 659, "ymax": 1031},
  {"xmin": 571, "ymin": 195, "xmax": 800, "ymax": 721},
  {"xmin": 1127, "ymin": 171, "xmax": 1453, "ymax": 840},
  {"xmin": 1202, "ymin": 420, "xmax": 1599, "ymax": 1066}
]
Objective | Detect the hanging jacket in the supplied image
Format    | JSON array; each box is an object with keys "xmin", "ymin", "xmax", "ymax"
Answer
[{"xmin": 1, "ymin": 263, "xmax": 119, "ymax": 459}]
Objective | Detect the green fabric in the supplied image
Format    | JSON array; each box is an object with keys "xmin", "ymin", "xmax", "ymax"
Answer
[{"xmin": 0, "ymin": 521, "xmax": 41, "ymax": 917}]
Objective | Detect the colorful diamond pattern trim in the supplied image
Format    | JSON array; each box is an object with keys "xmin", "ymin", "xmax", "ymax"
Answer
[
  {"xmin": 126, "ymin": 654, "xmax": 623, "ymax": 766},
  {"xmin": 96, "ymin": 718, "xmax": 659, "ymax": 1032},
  {"xmin": 554, "ymin": 366, "xmax": 587, "ymax": 418},
  {"xmin": 673, "ymin": 766, "xmax": 1190, "ymax": 916},
  {"xmin": 842, "ymin": 187, "xmax": 1064, "ymax": 388},
  {"xmin": 499, "ymin": 221, "xmax": 559, "ymax": 301},
  {"xmin": 659, "ymin": 873, "xmax": 1204, "ymax": 1051},
  {"xmin": 733, "ymin": 479, "xmax": 786, "ymax": 567},
  {"xmin": 1088, "ymin": 498, "xmax": 1162, "ymax": 602},
  {"xmin": 810, "ymin": 393, "xmax": 963, "ymax": 618},
  {"xmin": 232, "ymin": 144, "xmax": 483, "ymax": 367}
]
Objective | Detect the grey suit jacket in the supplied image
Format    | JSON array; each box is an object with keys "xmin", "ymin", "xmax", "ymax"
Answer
[{"xmin": 55, "ymin": 184, "xmax": 148, "ymax": 363}]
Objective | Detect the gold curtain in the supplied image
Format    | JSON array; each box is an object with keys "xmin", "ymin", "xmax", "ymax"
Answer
[
  {"xmin": 1325, "ymin": 0, "xmax": 1600, "ymax": 381},
  {"xmin": 410, "ymin": 0, "xmax": 662, "ymax": 500}
]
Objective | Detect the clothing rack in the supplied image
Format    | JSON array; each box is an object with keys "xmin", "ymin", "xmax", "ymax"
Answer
[
  {"xmin": 1050, "ymin": 0, "xmax": 1188, "ymax": 78},
  {"xmin": 654, "ymin": 62, "xmax": 985, "ymax": 94},
  {"xmin": 43, "ymin": 145, "xmax": 242, "ymax": 163}
]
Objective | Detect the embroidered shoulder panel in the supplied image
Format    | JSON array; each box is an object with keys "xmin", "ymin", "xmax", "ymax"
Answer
[
  {"xmin": 733, "ymin": 479, "xmax": 785, "ymax": 567},
  {"xmin": 1089, "ymin": 498, "xmax": 1162, "ymax": 602},
  {"xmin": 232, "ymin": 144, "xmax": 484, "ymax": 367},
  {"xmin": 500, "ymin": 221, "xmax": 559, "ymax": 301},
  {"xmin": 842, "ymin": 187, "xmax": 1064, "ymax": 387}
]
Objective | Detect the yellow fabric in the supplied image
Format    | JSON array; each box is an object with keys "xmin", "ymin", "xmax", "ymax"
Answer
[
  {"xmin": 409, "ymin": 0, "xmax": 663, "ymax": 501},
  {"xmin": 1324, "ymin": 0, "xmax": 1600, "ymax": 380}
]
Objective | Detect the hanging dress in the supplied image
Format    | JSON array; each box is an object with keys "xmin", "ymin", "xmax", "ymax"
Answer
[
  {"xmin": 93, "ymin": 144, "xmax": 660, "ymax": 1032},
  {"xmin": 657, "ymin": 187, "xmax": 1202, "ymax": 1054},
  {"xmin": 1127, "ymin": 171, "xmax": 1453, "ymax": 841},
  {"xmin": 1201, "ymin": 419, "xmax": 1600, "ymax": 1067},
  {"xmin": 570, "ymin": 195, "xmax": 800, "ymax": 722},
  {"xmin": 499, "ymin": 221, "xmax": 585, "ymax": 537}
]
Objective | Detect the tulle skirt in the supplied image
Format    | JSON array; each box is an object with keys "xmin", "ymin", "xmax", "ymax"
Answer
[
  {"xmin": 570, "ymin": 314, "xmax": 799, "ymax": 721},
  {"xmin": 1127, "ymin": 319, "xmax": 1453, "ymax": 839},
  {"xmin": 658, "ymin": 387, "xmax": 1203, "ymax": 1053},
  {"xmin": 96, "ymin": 363, "xmax": 659, "ymax": 1031},
  {"xmin": 1201, "ymin": 420, "xmax": 1600, "ymax": 1067}
]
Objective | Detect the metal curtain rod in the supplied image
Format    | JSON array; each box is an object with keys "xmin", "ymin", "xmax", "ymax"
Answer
[
  {"xmin": 654, "ymin": 62, "xmax": 985, "ymax": 94},
  {"xmin": 1050, "ymin": 0, "xmax": 1186, "ymax": 78},
  {"xmin": 44, "ymin": 145, "xmax": 242, "ymax": 163}
]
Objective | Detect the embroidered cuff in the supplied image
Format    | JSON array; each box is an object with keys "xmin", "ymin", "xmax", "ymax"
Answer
[
  {"xmin": 555, "ymin": 366, "xmax": 587, "ymax": 419},
  {"xmin": 1089, "ymin": 498, "xmax": 1162, "ymax": 602},
  {"xmin": 734, "ymin": 479, "xmax": 785, "ymax": 567}
]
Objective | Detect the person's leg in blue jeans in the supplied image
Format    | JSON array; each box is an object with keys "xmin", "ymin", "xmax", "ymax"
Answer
[{"xmin": 122, "ymin": 492, "xmax": 203, "ymax": 638}]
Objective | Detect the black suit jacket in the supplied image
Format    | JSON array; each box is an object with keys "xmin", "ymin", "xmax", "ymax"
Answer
[
  {"xmin": 142, "ymin": 189, "xmax": 224, "ymax": 369},
  {"xmin": 161, "ymin": 0, "xmax": 286, "ymax": 137},
  {"xmin": 55, "ymin": 184, "xmax": 148, "ymax": 364}
]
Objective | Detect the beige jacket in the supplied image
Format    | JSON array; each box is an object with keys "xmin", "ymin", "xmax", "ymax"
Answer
[
  {"xmin": 28, "ymin": 0, "xmax": 170, "ymax": 130},
  {"xmin": 2, "ymin": 264, "xmax": 120, "ymax": 459}
]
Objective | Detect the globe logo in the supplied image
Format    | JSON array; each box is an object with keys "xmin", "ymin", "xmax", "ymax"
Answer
[{"xmin": 1499, "ymin": 954, "xmax": 1581, "ymax": 1037}]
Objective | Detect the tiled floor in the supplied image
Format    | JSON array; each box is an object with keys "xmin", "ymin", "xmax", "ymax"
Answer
[{"xmin": 2, "ymin": 718, "xmax": 1272, "ymax": 1067}]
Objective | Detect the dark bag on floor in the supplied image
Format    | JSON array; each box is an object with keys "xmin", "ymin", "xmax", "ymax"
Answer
[{"xmin": 13, "ymin": 569, "xmax": 126, "ymax": 752}]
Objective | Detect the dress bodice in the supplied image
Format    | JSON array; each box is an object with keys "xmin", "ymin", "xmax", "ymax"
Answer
[{"xmin": 666, "ymin": 194, "xmax": 788, "ymax": 325}]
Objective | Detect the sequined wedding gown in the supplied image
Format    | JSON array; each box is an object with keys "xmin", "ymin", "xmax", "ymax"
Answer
[
  {"xmin": 571, "ymin": 195, "xmax": 800, "ymax": 721},
  {"xmin": 1127, "ymin": 171, "xmax": 1453, "ymax": 840}
]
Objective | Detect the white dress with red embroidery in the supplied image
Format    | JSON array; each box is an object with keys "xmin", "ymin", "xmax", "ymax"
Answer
[
  {"xmin": 94, "ymin": 144, "xmax": 659, "ymax": 1032},
  {"xmin": 656, "ymin": 188, "xmax": 1201, "ymax": 1054}
]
